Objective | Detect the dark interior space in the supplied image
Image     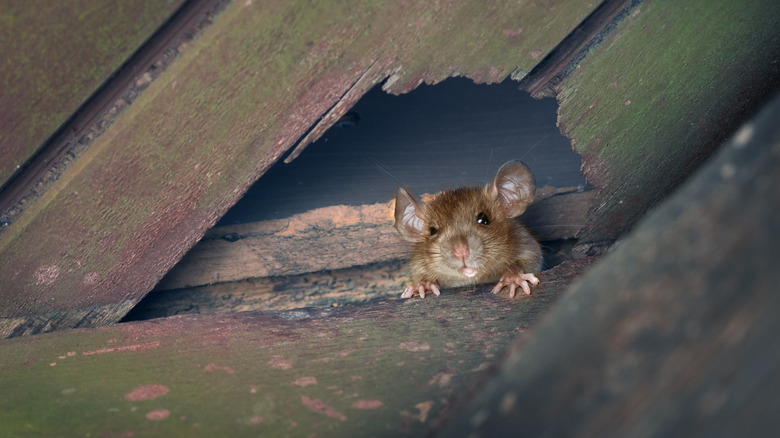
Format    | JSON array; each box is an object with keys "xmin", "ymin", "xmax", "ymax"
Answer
[{"xmin": 218, "ymin": 77, "xmax": 585, "ymax": 225}]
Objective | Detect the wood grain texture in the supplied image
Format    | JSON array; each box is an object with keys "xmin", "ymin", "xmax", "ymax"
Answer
[
  {"xmin": 0, "ymin": 0, "xmax": 185, "ymax": 187},
  {"xmin": 0, "ymin": 0, "xmax": 599, "ymax": 338},
  {"xmin": 124, "ymin": 260, "xmax": 408, "ymax": 321},
  {"xmin": 155, "ymin": 187, "xmax": 595, "ymax": 291},
  {"xmin": 521, "ymin": 0, "xmax": 635, "ymax": 96},
  {"xmin": 555, "ymin": 0, "xmax": 780, "ymax": 246},
  {"xmin": 126, "ymin": 235, "xmax": 585, "ymax": 321},
  {"xmin": 440, "ymin": 79, "xmax": 780, "ymax": 438},
  {"xmin": 0, "ymin": 258, "xmax": 597, "ymax": 437}
]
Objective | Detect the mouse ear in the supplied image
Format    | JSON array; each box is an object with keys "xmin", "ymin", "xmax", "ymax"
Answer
[
  {"xmin": 487, "ymin": 161, "xmax": 535, "ymax": 218},
  {"xmin": 394, "ymin": 188, "xmax": 427, "ymax": 242}
]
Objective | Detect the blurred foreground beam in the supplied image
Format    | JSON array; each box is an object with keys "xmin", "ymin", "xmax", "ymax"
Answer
[{"xmin": 441, "ymin": 91, "xmax": 780, "ymax": 437}]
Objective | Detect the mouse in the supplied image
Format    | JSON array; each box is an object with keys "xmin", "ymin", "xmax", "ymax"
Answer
[{"xmin": 393, "ymin": 160, "xmax": 542, "ymax": 299}]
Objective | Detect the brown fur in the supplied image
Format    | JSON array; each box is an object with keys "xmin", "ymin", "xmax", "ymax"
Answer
[{"xmin": 395, "ymin": 161, "xmax": 542, "ymax": 289}]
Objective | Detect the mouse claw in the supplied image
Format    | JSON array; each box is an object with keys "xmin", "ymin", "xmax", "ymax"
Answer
[
  {"xmin": 401, "ymin": 281, "xmax": 441, "ymax": 299},
  {"xmin": 491, "ymin": 273, "xmax": 540, "ymax": 298}
]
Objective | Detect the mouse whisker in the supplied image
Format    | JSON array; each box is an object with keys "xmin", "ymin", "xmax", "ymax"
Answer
[
  {"xmin": 483, "ymin": 148, "xmax": 494, "ymax": 183},
  {"xmin": 364, "ymin": 156, "xmax": 404, "ymax": 186},
  {"xmin": 517, "ymin": 134, "xmax": 549, "ymax": 162}
]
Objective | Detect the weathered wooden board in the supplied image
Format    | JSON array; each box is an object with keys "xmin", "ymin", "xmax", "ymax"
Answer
[
  {"xmin": 0, "ymin": 257, "xmax": 597, "ymax": 437},
  {"xmin": 155, "ymin": 187, "xmax": 595, "ymax": 291},
  {"xmin": 0, "ymin": 0, "xmax": 600, "ymax": 338},
  {"xmin": 441, "ymin": 83, "xmax": 780, "ymax": 437},
  {"xmin": 124, "ymin": 236, "xmax": 579, "ymax": 321},
  {"xmin": 124, "ymin": 259, "xmax": 409, "ymax": 321},
  {"xmin": 0, "ymin": 0, "xmax": 185, "ymax": 188},
  {"xmin": 551, "ymin": 0, "xmax": 780, "ymax": 248}
]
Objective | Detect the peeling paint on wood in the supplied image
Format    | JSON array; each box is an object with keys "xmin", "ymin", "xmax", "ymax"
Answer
[{"xmin": 0, "ymin": 258, "xmax": 596, "ymax": 436}]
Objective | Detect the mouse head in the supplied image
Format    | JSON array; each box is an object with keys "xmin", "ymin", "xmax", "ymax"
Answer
[
  {"xmin": 394, "ymin": 161, "xmax": 536, "ymax": 284},
  {"xmin": 394, "ymin": 161, "xmax": 535, "ymax": 243}
]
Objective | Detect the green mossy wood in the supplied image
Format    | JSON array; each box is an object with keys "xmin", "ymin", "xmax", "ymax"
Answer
[
  {"xmin": 554, "ymin": 0, "xmax": 780, "ymax": 246},
  {"xmin": 0, "ymin": 260, "xmax": 594, "ymax": 437},
  {"xmin": 0, "ymin": 0, "xmax": 598, "ymax": 337},
  {"xmin": 0, "ymin": 0, "xmax": 185, "ymax": 187}
]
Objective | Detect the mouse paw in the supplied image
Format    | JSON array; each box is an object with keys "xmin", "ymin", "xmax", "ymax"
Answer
[
  {"xmin": 491, "ymin": 273, "xmax": 539, "ymax": 298},
  {"xmin": 401, "ymin": 281, "xmax": 441, "ymax": 299}
]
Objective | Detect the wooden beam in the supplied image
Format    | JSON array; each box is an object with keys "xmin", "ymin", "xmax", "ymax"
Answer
[
  {"xmin": 439, "ymin": 77, "xmax": 780, "ymax": 438},
  {"xmin": 0, "ymin": 0, "xmax": 187, "ymax": 192},
  {"xmin": 555, "ymin": 0, "xmax": 780, "ymax": 247},
  {"xmin": 123, "ymin": 260, "xmax": 409, "ymax": 321},
  {"xmin": 0, "ymin": 258, "xmax": 598, "ymax": 436},
  {"xmin": 128, "ymin": 185, "xmax": 594, "ymax": 319}
]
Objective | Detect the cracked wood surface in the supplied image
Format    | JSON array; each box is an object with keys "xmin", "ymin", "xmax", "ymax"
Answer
[{"xmin": 553, "ymin": 0, "xmax": 780, "ymax": 246}]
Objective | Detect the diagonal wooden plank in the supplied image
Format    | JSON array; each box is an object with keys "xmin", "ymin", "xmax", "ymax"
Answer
[{"xmin": 0, "ymin": 0, "xmax": 186, "ymax": 189}]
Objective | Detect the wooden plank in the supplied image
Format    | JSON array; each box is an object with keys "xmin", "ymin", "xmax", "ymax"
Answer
[
  {"xmin": 124, "ymin": 260, "xmax": 409, "ymax": 321},
  {"xmin": 154, "ymin": 187, "xmax": 595, "ymax": 291},
  {"xmin": 524, "ymin": 188, "xmax": 595, "ymax": 242},
  {"xmin": 0, "ymin": 0, "xmax": 186, "ymax": 189},
  {"xmin": 125, "ymin": 235, "xmax": 583, "ymax": 321},
  {"xmin": 553, "ymin": 0, "xmax": 780, "ymax": 248},
  {"xmin": 440, "ymin": 77, "xmax": 780, "ymax": 437},
  {"xmin": 0, "ymin": 0, "xmax": 601, "ymax": 338},
  {"xmin": 0, "ymin": 257, "xmax": 598, "ymax": 437},
  {"xmin": 0, "ymin": 0, "xmax": 222, "ymax": 223}
]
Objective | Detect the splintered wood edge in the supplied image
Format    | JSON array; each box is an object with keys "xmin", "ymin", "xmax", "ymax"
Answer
[{"xmin": 155, "ymin": 187, "xmax": 596, "ymax": 291}]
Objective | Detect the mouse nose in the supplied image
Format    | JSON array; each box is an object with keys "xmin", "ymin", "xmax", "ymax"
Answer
[{"xmin": 453, "ymin": 242, "xmax": 469, "ymax": 259}]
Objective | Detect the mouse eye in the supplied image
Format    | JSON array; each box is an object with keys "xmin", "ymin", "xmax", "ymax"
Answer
[
  {"xmin": 429, "ymin": 226, "xmax": 438, "ymax": 236},
  {"xmin": 476, "ymin": 212, "xmax": 490, "ymax": 226}
]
